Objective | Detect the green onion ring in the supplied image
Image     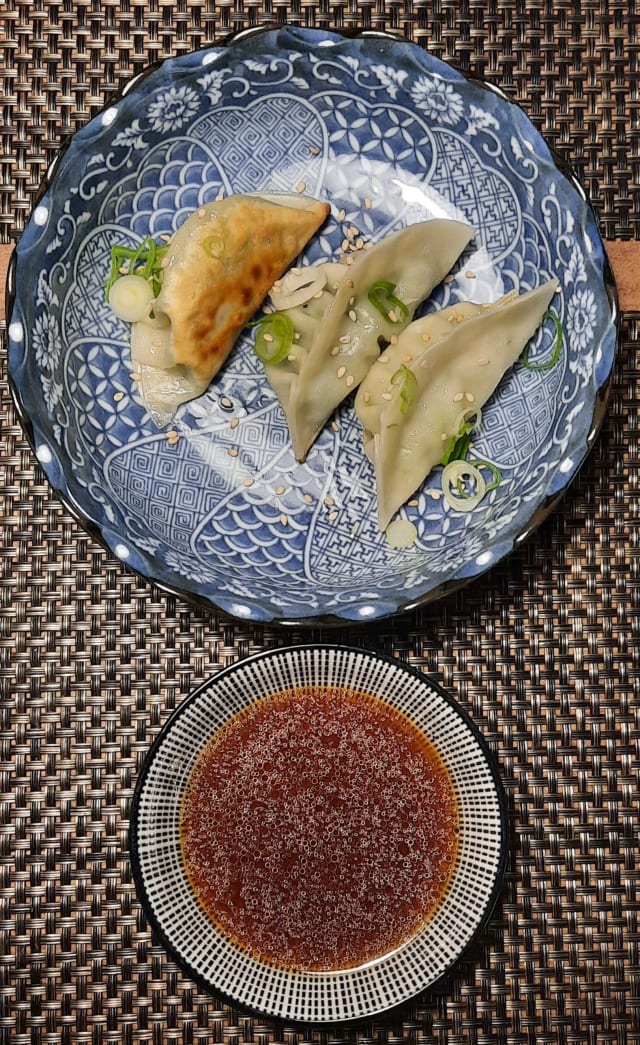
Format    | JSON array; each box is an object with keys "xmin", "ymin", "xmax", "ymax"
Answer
[
  {"xmin": 252, "ymin": 313, "xmax": 295, "ymax": 365},
  {"xmin": 521, "ymin": 309, "xmax": 563, "ymax": 371},
  {"xmin": 367, "ymin": 280, "xmax": 409, "ymax": 324}
]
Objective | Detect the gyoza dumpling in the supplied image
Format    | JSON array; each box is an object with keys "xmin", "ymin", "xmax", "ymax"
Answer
[
  {"xmin": 263, "ymin": 220, "xmax": 474, "ymax": 461},
  {"xmin": 259, "ymin": 263, "xmax": 349, "ymax": 416},
  {"xmin": 355, "ymin": 279, "xmax": 559, "ymax": 529},
  {"xmin": 355, "ymin": 299, "xmax": 485, "ymax": 446},
  {"xmin": 127, "ymin": 193, "xmax": 329, "ymax": 426}
]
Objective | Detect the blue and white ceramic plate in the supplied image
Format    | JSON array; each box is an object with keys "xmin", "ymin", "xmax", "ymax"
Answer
[{"xmin": 7, "ymin": 27, "xmax": 619, "ymax": 624}]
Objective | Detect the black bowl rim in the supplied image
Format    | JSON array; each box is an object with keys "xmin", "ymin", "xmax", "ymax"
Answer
[
  {"xmin": 128, "ymin": 642, "xmax": 510, "ymax": 1026},
  {"xmin": 5, "ymin": 24, "xmax": 622, "ymax": 627}
]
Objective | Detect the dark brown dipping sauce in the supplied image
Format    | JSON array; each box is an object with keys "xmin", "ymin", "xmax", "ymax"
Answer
[{"xmin": 180, "ymin": 686, "xmax": 459, "ymax": 971}]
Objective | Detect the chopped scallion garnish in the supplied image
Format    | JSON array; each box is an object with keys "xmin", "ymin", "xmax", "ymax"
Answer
[
  {"xmin": 252, "ymin": 313, "xmax": 295, "ymax": 364},
  {"xmin": 105, "ymin": 236, "xmax": 169, "ymax": 302},
  {"xmin": 390, "ymin": 363, "xmax": 418, "ymax": 415},
  {"xmin": 440, "ymin": 414, "xmax": 479, "ymax": 466},
  {"xmin": 521, "ymin": 309, "xmax": 563, "ymax": 371},
  {"xmin": 469, "ymin": 458, "xmax": 502, "ymax": 492},
  {"xmin": 367, "ymin": 281, "xmax": 409, "ymax": 324}
]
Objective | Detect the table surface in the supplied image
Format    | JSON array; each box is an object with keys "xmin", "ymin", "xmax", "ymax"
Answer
[{"xmin": 1, "ymin": 3, "xmax": 639, "ymax": 1044}]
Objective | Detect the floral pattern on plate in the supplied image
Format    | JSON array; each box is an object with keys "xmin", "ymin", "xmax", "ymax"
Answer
[{"xmin": 8, "ymin": 27, "xmax": 619, "ymax": 622}]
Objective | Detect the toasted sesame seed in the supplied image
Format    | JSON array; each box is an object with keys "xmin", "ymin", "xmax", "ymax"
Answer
[
  {"xmin": 337, "ymin": 365, "xmax": 347, "ymax": 378},
  {"xmin": 263, "ymin": 332, "xmax": 274, "ymax": 342},
  {"xmin": 465, "ymin": 392, "xmax": 475, "ymax": 402},
  {"xmin": 441, "ymin": 433, "xmax": 448, "ymax": 441},
  {"xmin": 347, "ymin": 279, "xmax": 355, "ymax": 289},
  {"xmin": 243, "ymin": 477, "xmax": 254, "ymax": 487},
  {"xmin": 365, "ymin": 197, "xmax": 373, "ymax": 209},
  {"xmin": 296, "ymin": 180, "xmax": 306, "ymax": 193},
  {"xmin": 167, "ymin": 430, "xmax": 179, "ymax": 440},
  {"xmin": 276, "ymin": 485, "xmax": 286, "ymax": 495},
  {"xmin": 444, "ymin": 274, "xmax": 454, "ymax": 284},
  {"xmin": 294, "ymin": 333, "xmax": 301, "ymax": 341},
  {"xmin": 341, "ymin": 239, "xmax": 350, "ymax": 252},
  {"xmin": 309, "ymin": 145, "xmax": 320, "ymax": 155},
  {"xmin": 325, "ymin": 496, "xmax": 334, "ymax": 507},
  {"xmin": 363, "ymin": 390, "xmax": 371, "ymax": 403},
  {"xmin": 388, "ymin": 309, "xmax": 398, "ymax": 323},
  {"xmin": 453, "ymin": 392, "xmax": 464, "ymax": 402},
  {"xmin": 348, "ymin": 309, "xmax": 357, "ymax": 322},
  {"xmin": 114, "ymin": 391, "xmax": 124, "ymax": 402},
  {"xmin": 280, "ymin": 513, "xmax": 288, "ymax": 525},
  {"xmin": 338, "ymin": 209, "xmax": 346, "ymax": 221},
  {"xmin": 303, "ymin": 494, "xmax": 314, "ymax": 504},
  {"xmin": 382, "ymin": 392, "xmax": 393, "ymax": 401},
  {"xmin": 346, "ymin": 256, "xmax": 354, "ymax": 265},
  {"xmin": 402, "ymin": 353, "xmax": 411, "ymax": 362},
  {"xmin": 313, "ymin": 290, "xmax": 324, "ymax": 299},
  {"xmin": 331, "ymin": 421, "xmax": 339, "ymax": 432},
  {"xmin": 345, "ymin": 374, "xmax": 355, "ymax": 388},
  {"xmin": 131, "ymin": 372, "xmax": 141, "ymax": 380},
  {"xmin": 339, "ymin": 334, "xmax": 351, "ymax": 344},
  {"xmin": 377, "ymin": 355, "xmax": 390, "ymax": 364},
  {"xmin": 220, "ymin": 396, "xmax": 233, "ymax": 408},
  {"xmin": 198, "ymin": 207, "xmax": 206, "ymax": 217},
  {"xmin": 429, "ymin": 489, "xmax": 442, "ymax": 500},
  {"xmin": 330, "ymin": 345, "xmax": 340, "ymax": 356},
  {"xmin": 228, "ymin": 448, "xmax": 238, "ymax": 457},
  {"xmin": 422, "ymin": 333, "xmax": 432, "ymax": 344},
  {"xmin": 478, "ymin": 357, "xmax": 489, "ymax": 366},
  {"xmin": 465, "ymin": 270, "xmax": 476, "ymax": 279},
  {"xmin": 328, "ymin": 510, "xmax": 339, "ymax": 522},
  {"xmin": 349, "ymin": 294, "xmax": 356, "ymax": 304},
  {"xmin": 408, "ymin": 499, "xmax": 419, "ymax": 507},
  {"xmin": 230, "ymin": 417, "xmax": 239, "ymax": 429},
  {"xmin": 287, "ymin": 353, "xmax": 297, "ymax": 362}
]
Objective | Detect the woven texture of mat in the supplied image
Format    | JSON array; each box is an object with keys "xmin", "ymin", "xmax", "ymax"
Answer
[{"xmin": 1, "ymin": 2, "xmax": 639, "ymax": 1043}]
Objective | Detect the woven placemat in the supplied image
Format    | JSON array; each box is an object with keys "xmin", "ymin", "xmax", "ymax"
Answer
[{"xmin": 2, "ymin": 2, "xmax": 640, "ymax": 1043}]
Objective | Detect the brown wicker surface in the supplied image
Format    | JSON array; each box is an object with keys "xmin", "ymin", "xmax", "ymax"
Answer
[{"xmin": 1, "ymin": 2, "xmax": 639, "ymax": 1043}]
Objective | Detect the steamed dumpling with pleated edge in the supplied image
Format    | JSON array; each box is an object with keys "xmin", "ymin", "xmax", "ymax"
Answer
[
  {"xmin": 354, "ymin": 279, "xmax": 560, "ymax": 530},
  {"xmin": 257, "ymin": 219, "xmax": 474, "ymax": 461},
  {"xmin": 126, "ymin": 192, "xmax": 329, "ymax": 427}
]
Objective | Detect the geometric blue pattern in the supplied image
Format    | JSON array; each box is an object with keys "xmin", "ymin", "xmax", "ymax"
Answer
[{"xmin": 7, "ymin": 26, "xmax": 620, "ymax": 622}]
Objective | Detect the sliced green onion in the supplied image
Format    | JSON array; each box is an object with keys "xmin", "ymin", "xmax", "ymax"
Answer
[
  {"xmin": 469, "ymin": 458, "xmax": 502, "ymax": 492},
  {"xmin": 442, "ymin": 461, "xmax": 487, "ymax": 512},
  {"xmin": 367, "ymin": 280, "xmax": 409, "ymax": 324},
  {"xmin": 440, "ymin": 408, "xmax": 482, "ymax": 466},
  {"xmin": 108, "ymin": 274, "xmax": 155, "ymax": 323},
  {"xmin": 105, "ymin": 236, "xmax": 169, "ymax": 302},
  {"xmin": 390, "ymin": 364, "xmax": 418, "ymax": 415},
  {"xmin": 203, "ymin": 234, "xmax": 225, "ymax": 259},
  {"xmin": 252, "ymin": 313, "xmax": 295, "ymax": 364},
  {"xmin": 385, "ymin": 518, "xmax": 418, "ymax": 548},
  {"xmin": 521, "ymin": 310, "xmax": 563, "ymax": 371}
]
